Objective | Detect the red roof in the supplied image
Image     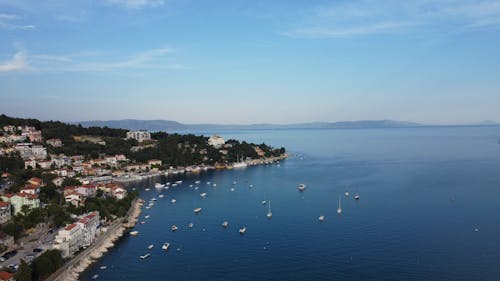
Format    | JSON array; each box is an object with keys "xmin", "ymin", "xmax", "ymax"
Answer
[
  {"xmin": 0, "ymin": 201, "xmax": 10, "ymax": 208},
  {"xmin": 0, "ymin": 270, "xmax": 13, "ymax": 280},
  {"xmin": 2, "ymin": 193, "xmax": 14, "ymax": 198},
  {"xmin": 28, "ymin": 177, "xmax": 43, "ymax": 185},
  {"xmin": 81, "ymin": 184, "xmax": 96, "ymax": 189},
  {"xmin": 18, "ymin": 192, "xmax": 38, "ymax": 199},
  {"xmin": 65, "ymin": 223, "xmax": 78, "ymax": 231},
  {"xmin": 22, "ymin": 184, "xmax": 39, "ymax": 190}
]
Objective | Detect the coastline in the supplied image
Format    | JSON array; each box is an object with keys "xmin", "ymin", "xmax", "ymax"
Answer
[{"xmin": 47, "ymin": 198, "xmax": 144, "ymax": 281}]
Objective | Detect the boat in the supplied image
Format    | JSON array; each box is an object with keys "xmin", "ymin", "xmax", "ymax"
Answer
[
  {"xmin": 354, "ymin": 194, "xmax": 360, "ymax": 200},
  {"xmin": 130, "ymin": 231, "xmax": 139, "ymax": 236},
  {"xmin": 171, "ymin": 199, "xmax": 177, "ymax": 204},
  {"xmin": 222, "ymin": 221, "xmax": 229, "ymax": 228},
  {"xmin": 266, "ymin": 200, "xmax": 272, "ymax": 219},
  {"xmin": 145, "ymin": 188, "xmax": 151, "ymax": 191},
  {"xmin": 162, "ymin": 243, "xmax": 170, "ymax": 251},
  {"xmin": 140, "ymin": 253, "xmax": 150, "ymax": 259},
  {"xmin": 318, "ymin": 215, "xmax": 325, "ymax": 222},
  {"xmin": 151, "ymin": 198, "xmax": 157, "ymax": 201},
  {"xmin": 140, "ymin": 221, "xmax": 146, "ymax": 224},
  {"xmin": 298, "ymin": 184, "xmax": 306, "ymax": 191},
  {"xmin": 249, "ymin": 184, "xmax": 254, "ymax": 188},
  {"xmin": 337, "ymin": 196, "xmax": 342, "ymax": 215},
  {"xmin": 345, "ymin": 191, "xmax": 350, "ymax": 197},
  {"xmin": 148, "ymin": 244, "xmax": 154, "ymax": 250},
  {"xmin": 145, "ymin": 206, "xmax": 151, "ymax": 209},
  {"xmin": 233, "ymin": 162, "xmax": 248, "ymax": 169},
  {"xmin": 207, "ymin": 181, "xmax": 211, "ymax": 185},
  {"xmin": 155, "ymin": 183, "xmax": 165, "ymax": 189},
  {"xmin": 200, "ymin": 192, "xmax": 207, "ymax": 198},
  {"xmin": 189, "ymin": 184, "xmax": 193, "ymax": 188},
  {"xmin": 188, "ymin": 222, "xmax": 194, "ymax": 228},
  {"xmin": 99, "ymin": 266, "xmax": 107, "ymax": 270},
  {"xmin": 230, "ymin": 188, "xmax": 235, "ymax": 192},
  {"xmin": 195, "ymin": 180, "xmax": 201, "ymax": 184},
  {"xmin": 261, "ymin": 200, "xmax": 267, "ymax": 205},
  {"xmin": 239, "ymin": 227, "xmax": 247, "ymax": 234},
  {"xmin": 233, "ymin": 181, "xmax": 237, "ymax": 185},
  {"xmin": 92, "ymin": 274, "xmax": 99, "ymax": 280},
  {"xmin": 213, "ymin": 183, "xmax": 217, "ymax": 187},
  {"xmin": 194, "ymin": 207, "xmax": 202, "ymax": 214},
  {"xmin": 158, "ymin": 194, "xmax": 164, "ymax": 198},
  {"xmin": 145, "ymin": 215, "xmax": 150, "ymax": 219},
  {"xmin": 172, "ymin": 184, "xmax": 177, "ymax": 187},
  {"xmin": 171, "ymin": 225, "xmax": 178, "ymax": 231}
]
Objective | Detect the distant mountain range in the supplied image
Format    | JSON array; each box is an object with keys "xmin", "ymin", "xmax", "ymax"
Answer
[{"xmin": 76, "ymin": 119, "xmax": 425, "ymax": 131}]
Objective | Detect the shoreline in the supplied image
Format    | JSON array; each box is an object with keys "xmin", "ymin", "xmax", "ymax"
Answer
[{"xmin": 47, "ymin": 198, "xmax": 144, "ymax": 281}]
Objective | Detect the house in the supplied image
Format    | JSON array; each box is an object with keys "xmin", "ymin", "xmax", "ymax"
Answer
[
  {"xmin": 148, "ymin": 159, "xmax": 162, "ymax": 167},
  {"xmin": 104, "ymin": 156, "xmax": 117, "ymax": 166},
  {"xmin": 52, "ymin": 177, "xmax": 64, "ymax": 187},
  {"xmin": 46, "ymin": 138, "xmax": 63, "ymax": 147},
  {"xmin": 126, "ymin": 130, "xmax": 151, "ymax": 143},
  {"xmin": 76, "ymin": 184, "xmax": 97, "ymax": 197},
  {"xmin": 110, "ymin": 185, "xmax": 127, "ymax": 200},
  {"xmin": 208, "ymin": 135, "xmax": 225, "ymax": 148},
  {"xmin": 24, "ymin": 159, "xmax": 36, "ymax": 169},
  {"xmin": 38, "ymin": 160, "xmax": 53, "ymax": 169},
  {"xmin": 1, "ymin": 193, "xmax": 40, "ymax": 215},
  {"xmin": 0, "ymin": 202, "xmax": 11, "ymax": 224},
  {"xmin": 2, "ymin": 125, "xmax": 16, "ymax": 132},
  {"xmin": 20, "ymin": 184, "xmax": 40, "ymax": 195},
  {"xmin": 28, "ymin": 131, "xmax": 43, "ymax": 142},
  {"xmin": 53, "ymin": 168, "xmax": 76, "ymax": 178},
  {"xmin": 0, "ymin": 148, "xmax": 4, "ymax": 156},
  {"xmin": 0, "ymin": 270, "xmax": 14, "ymax": 281},
  {"xmin": 0, "ymin": 232, "xmax": 14, "ymax": 248},
  {"xmin": 65, "ymin": 192, "xmax": 85, "ymax": 208},
  {"xmin": 53, "ymin": 223, "xmax": 84, "ymax": 258},
  {"xmin": 27, "ymin": 177, "xmax": 44, "ymax": 186},
  {"xmin": 31, "ymin": 145, "xmax": 47, "ymax": 160},
  {"xmin": 115, "ymin": 154, "xmax": 127, "ymax": 162},
  {"xmin": 76, "ymin": 212, "xmax": 100, "ymax": 247}
]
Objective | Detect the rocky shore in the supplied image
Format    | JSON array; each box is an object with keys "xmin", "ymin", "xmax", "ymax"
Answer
[{"xmin": 47, "ymin": 198, "xmax": 144, "ymax": 281}]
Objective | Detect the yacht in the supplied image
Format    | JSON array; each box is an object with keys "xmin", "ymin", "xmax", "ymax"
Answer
[
  {"xmin": 147, "ymin": 244, "xmax": 154, "ymax": 250},
  {"xmin": 222, "ymin": 221, "xmax": 229, "ymax": 228},
  {"xmin": 158, "ymin": 194, "xmax": 164, "ymax": 198},
  {"xmin": 176, "ymin": 180, "xmax": 183, "ymax": 184},
  {"xmin": 266, "ymin": 200, "xmax": 272, "ymax": 219},
  {"xmin": 354, "ymin": 194, "xmax": 360, "ymax": 200},
  {"xmin": 188, "ymin": 222, "xmax": 194, "ymax": 228},
  {"xmin": 171, "ymin": 225, "xmax": 178, "ymax": 231},
  {"xmin": 145, "ymin": 188, "xmax": 151, "ymax": 191},
  {"xmin": 155, "ymin": 183, "xmax": 165, "ymax": 189},
  {"xmin": 162, "ymin": 243, "xmax": 170, "ymax": 251},
  {"xmin": 194, "ymin": 207, "xmax": 202, "ymax": 214},
  {"xmin": 171, "ymin": 199, "xmax": 177, "ymax": 204},
  {"xmin": 140, "ymin": 253, "xmax": 150, "ymax": 259},
  {"xmin": 130, "ymin": 231, "xmax": 139, "ymax": 236},
  {"xmin": 92, "ymin": 274, "xmax": 99, "ymax": 280},
  {"xmin": 337, "ymin": 197, "xmax": 342, "ymax": 215},
  {"xmin": 145, "ymin": 215, "xmax": 150, "ymax": 219},
  {"xmin": 213, "ymin": 183, "xmax": 217, "ymax": 187},
  {"xmin": 195, "ymin": 180, "xmax": 201, "ymax": 184},
  {"xmin": 318, "ymin": 215, "xmax": 325, "ymax": 222},
  {"xmin": 298, "ymin": 184, "xmax": 306, "ymax": 191},
  {"xmin": 345, "ymin": 191, "xmax": 350, "ymax": 197},
  {"xmin": 200, "ymin": 192, "xmax": 207, "ymax": 198},
  {"xmin": 230, "ymin": 188, "xmax": 235, "ymax": 192},
  {"xmin": 99, "ymin": 266, "xmax": 107, "ymax": 270},
  {"xmin": 239, "ymin": 227, "xmax": 247, "ymax": 234},
  {"xmin": 151, "ymin": 198, "xmax": 157, "ymax": 201},
  {"xmin": 261, "ymin": 200, "xmax": 267, "ymax": 205}
]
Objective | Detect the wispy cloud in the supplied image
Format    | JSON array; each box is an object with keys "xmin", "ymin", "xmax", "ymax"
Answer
[
  {"xmin": 0, "ymin": 12, "xmax": 35, "ymax": 30},
  {"xmin": 0, "ymin": 52, "xmax": 30, "ymax": 72},
  {"xmin": 105, "ymin": 0, "xmax": 165, "ymax": 9},
  {"xmin": 285, "ymin": 0, "xmax": 500, "ymax": 39}
]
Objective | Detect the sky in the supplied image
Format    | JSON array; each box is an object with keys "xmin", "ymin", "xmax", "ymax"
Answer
[{"xmin": 1, "ymin": 0, "xmax": 500, "ymax": 125}]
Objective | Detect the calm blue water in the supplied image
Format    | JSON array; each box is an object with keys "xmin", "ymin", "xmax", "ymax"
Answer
[{"xmin": 81, "ymin": 127, "xmax": 500, "ymax": 281}]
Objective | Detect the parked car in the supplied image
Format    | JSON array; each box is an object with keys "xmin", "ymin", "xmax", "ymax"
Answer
[{"xmin": 33, "ymin": 248, "xmax": 43, "ymax": 253}]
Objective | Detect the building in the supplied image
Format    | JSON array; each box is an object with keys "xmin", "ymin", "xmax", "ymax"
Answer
[
  {"xmin": 20, "ymin": 184, "xmax": 40, "ymax": 195},
  {"xmin": 148, "ymin": 159, "xmax": 162, "ymax": 168},
  {"xmin": 126, "ymin": 130, "xmax": 151, "ymax": 143},
  {"xmin": 0, "ymin": 270, "xmax": 14, "ymax": 281},
  {"xmin": 1, "ymin": 193, "xmax": 40, "ymax": 215},
  {"xmin": 28, "ymin": 131, "xmax": 43, "ymax": 142},
  {"xmin": 53, "ymin": 223, "xmax": 84, "ymax": 258},
  {"xmin": 46, "ymin": 138, "xmax": 63, "ymax": 147},
  {"xmin": 27, "ymin": 177, "xmax": 44, "ymax": 186},
  {"xmin": 76, "ymin": 184, "xmax": 97, "ymax": 197},
  {"xmin": 24, "ymin": 159, "xmax": 36, "ymax": 169},
  {"xmin": 0, "ymin": 202, "xmax": 11, "ymax": 224},
  {"xmin": 77, "ymin": 212, "xmax": 100, "ymax": 247},
  {"xmin": 208, "ymin": 135, "xmax": 225, "ymax": 148},
  {"xmin": 0, "ymin": 232, "xmax": 14, "ymax": 248},
  {"xmin": 65, "ymin": 192, "xmax": 85, "ymax": 208}
]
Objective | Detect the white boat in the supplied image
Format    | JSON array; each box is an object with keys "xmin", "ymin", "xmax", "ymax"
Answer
[
  {"xmin": 148, "ymin": 244, "xmax": 154, "ymax": 250},
  {"xmin": 337, "ymin": 196, "xmax": 342, "ymax": 215},
  {"xmin": 189, "ymin": 184, "xmax": 193, "ymax": 188},
  {"xmin": 176, "ymin": 180, "xmax": 183, "ymax": 184},
  {"xmin": 354, "ymin": 194, "xmax": 360, "ymax": 200},
  {"xmin": 249, "ymin": 184, "xmax": 254, "ymax": 188},
  {"xmin": 151, "ymin": 198, "xmax": 157, "ymax": 201},
  {"xmin": 145, "ymin": 206, "xmax": 151, "ymax": 209},
  {"xmin": 145, "ymin": 215, "xmax": 150, "ymax": 219},
  {"xmin": 145, "ymin": 188, "xmax": 151, "ymax": 191},
  {"xmin": 188, "ymin": 222, "xmax": 194, "ymax": 228},
  {"xmin": 195, "ymin": 181, "xmax": 201, "ymax": 184},
  {"xmin": 194, "ymin": 186, "xmax": 199, "ymax": 190},
  {"xmin": 261, "ymin": 200, "xmax": 267, "ymax": 205},
  {"xmin": 239, "ymin": 227, "xmax": 247, "ymax": 234},
  {"xmin": 267, "ymin": 200, "xmax": 272, "ymax": 219},
  {"xmin": 298, "ymin": 184, "xmax": 306, "ymax": 191},
  {"xmin": 319, "ymin": 215, "xmax": 325, "ymax": 222},
  {"xmin": 233, "ymin": 181, "xmax": 237, "ymax": 185},
  {"xmin": 171, "ymin": 225, "xmax": 178, "ymax": 231},
  {"xmin": 213, "ymin": 183, "xmax": 217, "ymax": 187},
  {"xmin": 171, "ymin": 199, "xmax": 177, "ymax": 204},
  {"xmin": 200, "ymin": 192, "xmax": 207, "ymax": 198},
  {"xmin": 233, "ymin": 162, "xmax": 248, "ymax": 169},
  {"xmin": 155, "ymin": 183, "xmax": 165, "ymax": 189},
  {"xmin": 99, "ymin": 266, "xmax": 107, "ymax": 270},
  {"xmin": 345, "ymin": 191, "xmax": 350, "ymax": 197},
  {"xmin": 222, "ymin": 221, "xmax": 229, "ymax": 228},
  {"xmin": 92, "ymin": 274, "xmax": 99, "ymax": 280},
  {"xmin": 158, "ymin": 194, "xmax": 164, "ymax": 198},
  {"xmin": 162, "ymin": 243, "xmax": 170, "ymax": 251},
  {"xmin": 130, "ymin": 231, "xmax": 139, "ymax": 236},
  {"xmin": 172, "ymin": 184, "xmax": 177, "ymax": 187},
  {"xmin": 140, "ymin": 253, "xmax": 150, "ymax": 259},
  {"xmin": 230, "ymin": 188, "xmax": 235, "ymax": 192},
  {"xmin": 207, "ymin": 181, "xmax": 211, "ymax": 185},
  {"xmin": 194, "ymin": 207, "xmax": 202, "ymax": 214}
]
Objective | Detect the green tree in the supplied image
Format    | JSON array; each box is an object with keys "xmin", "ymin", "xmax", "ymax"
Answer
[{"xmin": 15, "ymin": 259, "xmax": 32, "ymax": 281}]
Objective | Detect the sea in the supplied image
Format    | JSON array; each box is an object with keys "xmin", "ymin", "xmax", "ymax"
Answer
[{"xmin": 81, "ymin": 126, "xmax": 500, "ymax": 281}]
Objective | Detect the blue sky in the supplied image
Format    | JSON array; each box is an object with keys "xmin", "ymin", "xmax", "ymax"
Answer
[{"xmin": 1, "ymin": 0, "xmax": 500, "ymax": 124}]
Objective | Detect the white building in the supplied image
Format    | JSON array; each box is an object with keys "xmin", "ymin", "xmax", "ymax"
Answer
[
  {"xmin": 76, "ymin": 212, "xmax": 100, "ymax": 247},
  {"xmin": 0, "ymin": 202, "xmax": 12, "ymax": 224},
  {"xmin": 126, "ymin": 130, "xmax": 151, "ymax": 143},
  {"xmin": 208, "ymin": 135, "xmax": 225, "ymax": 148},
  {"xmin": 53, "ymin": 223, "xmax": 84, "ymax": 258}
]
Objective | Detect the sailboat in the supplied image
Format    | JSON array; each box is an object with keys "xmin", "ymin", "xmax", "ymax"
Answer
[
  {"xmin": 318, "ymin": 215, "xmax": 325, "ymax": 222},
  {"xmin": 337, "ymin": 196, "xmax": 342, "ymax": 215},
  {"xmin": 233, "ymin": 153, "xmax": 248, "ymax": 168},
  {"xmin": 266, "ymin": 200, "xmax": 272, "ymax": 219}
]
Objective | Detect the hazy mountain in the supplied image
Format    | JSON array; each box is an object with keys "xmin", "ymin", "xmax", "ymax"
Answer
[{"xmin": 77, "ymin": 119, "xmax": 423, "ymax": 131}]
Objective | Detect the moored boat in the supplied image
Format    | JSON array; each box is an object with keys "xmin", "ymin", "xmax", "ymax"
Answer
[
  {"xmin": 298, "ymin": 184, "xmax": 306, "ymax": 191},
  {"xmin": 194, "ymin": 207, "xmax": 202, "ymax": 214},
  {"xmin": 239, "ymin": 227, "xmax": 247, "ymax": 234},
  {"xmin": 130, "ymin": 231, "xmax": 139, "ymax": 236},
  {"xmin": 171, "ymin": 225, "xmax": 178, "ymax": 231},
  {"xmin": 162, "ymin": 242, "xmax": 170, "ymax": 251},
  {"xmin": 140, "ymin": 253, "xmax": 150, "ymax": 259},
  {"xmin": 222, "ymin": 221, "xmax": 229, "ymax": 228}
]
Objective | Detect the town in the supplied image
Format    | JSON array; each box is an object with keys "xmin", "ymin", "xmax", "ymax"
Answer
[{"xmin": 0, "ymin": 115, "xmax": 286, "ymax": 281}]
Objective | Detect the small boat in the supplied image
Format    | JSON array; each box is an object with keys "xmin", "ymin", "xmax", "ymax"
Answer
[
  {"xmin": 171, "ymin": 225, "xmax": 178, "ymax": 231},
  {"xmin": 207, "ymin": 181, "xmax": 211, "ymax": 185},
  {"xmin": 140, "ymin": 221, "xmax": 146, "ymax": 225},
  {"xmin": 188, "ymin": 222, "xmax": 194, "ymax": 228},
  {"xmin": 155, "ymin": 183, "xmax": 165, "ymax": 189},
  {"xmin": 158, "ymin": 194, "xmax": 164, "ymax": 198},
  {"xmin": 130, "ymin": 231, "xmax": 139, "ymax": 236},
  {"xmin": 172, "ymin": 184, "xmax": 177, "ymax": 187},
  {"xmin": 249, "ymin": 184, "xmax": 254, "ymax": 188},
  {"xmin": 267, "ymin": 200, "xmax": 272, "ymax": 219},
  {"xmin": 189, "ymin": 184, "xmax": 193, "ymax": 188},
  {"xmin": 195, "ymin": 181, "xmax": 201, "ymax": 184},
  {"xmin": 176, "ymin": 180, "xmax": 183, "ymax": 184},
  {"xmin": 233, "ymin": 181, "xmax": 237, "ymax": 185},
  {"xmin": 140, "ymin": 253, "xmax": 150, "ymax": 259},
  {"xmin": 145, "ymin": 188, "xmax": 151, "ymax": 191},
  {"xmin": 195, "ymin": 186, "xmax": 199, "ymax": 190},
  {"xmin": 318, "ymin": 215, "xmax": 325, "ymax": 222},
  {"xmin": 354, "ymin": 194, "xmax": 360, "ymax": 200},
  {"xmin": 145, "ymin": 215, "xmax": 150, "ymax": 219},
  {"xmin": 162, "ymin": 243, "xmax": 170, "ymax": 251},
  {"xmin": 200, "ymin": 192, "xmax": 207, "ymax": 198},
  {"xmin": 151, "ymin": 198, "xmax": 157, "ymax": 201},
  {"xmin": 298, "ymin": 184, "xmax": 306, "ymax": 191},
  {"xmin": 213, "ymin": 183, "xmax": 217, "ymax": 187},
  {"xmin": 171, "ymin": 199, "xmax": 177, "ymax": 204},
  {"xmin": 99, "ymin": 266, "xmax": 107, "ymax": 270},
  {"xmin": 148, "ymin": 244, "xmax": 154, "ymax": 250},
  {"xmin": 345, "ymin": 191, "xmax": 350, "ymax": 197},
  {"xmin": 222, "ymin": 221, "xmax": 229, "ymax": 228},
  {"xmin": 194, "ymin": 207, "xmax": 202, "ymax": 214},
  {"xmin": 230, "ymin": 188, "xmax": 235, "ymax": 192},
  {"xmin": 239, "ymin": 227, "xmax": 247, "ymax": 234},
  {"xmin": 337, "ymin": 196, "xmax": 342, "ymax": 215},
  {"xmin": 92, "ymin": 274, "xmax": 99, "ymax": 280},
  {"xmin": 145, "ymin": 206, "xmax": 151, "ymax": 209},
  {"xmin": 261, "ymin": 200, "xmax": 267, "ymax": 205}
]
